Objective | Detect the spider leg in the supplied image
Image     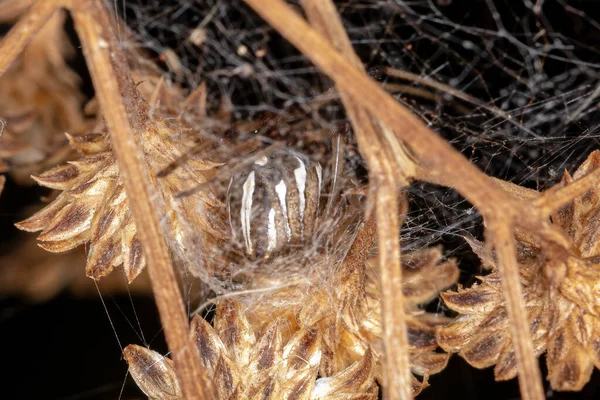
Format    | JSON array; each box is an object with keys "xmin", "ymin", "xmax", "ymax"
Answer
[{"xmin": 323, "ymin": 133, "xmax": 345, "ymax": 219}]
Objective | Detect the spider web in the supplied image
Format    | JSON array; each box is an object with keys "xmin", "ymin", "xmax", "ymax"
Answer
[
  {"xmin": 113, "ymin": 0, "xmax": 599, "ymax": 279},
  {"xmin": 59, "ymin": 0, "xmax": 600, "ymax": 398}
]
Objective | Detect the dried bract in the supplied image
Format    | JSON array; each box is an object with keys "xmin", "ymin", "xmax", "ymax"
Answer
[
  {"xmin": 125, "ymin": 222, "xmax": 457, "ymax": 398},
  {"xmin": 438, "ymin": 151, "xmax": 600, "ymax": 391},
  {"xmin": 16, "ymin": 73, "xmax": 224, "ymax": 282},
  {"xmin": 127, "ymin": 299, "xmax": 378, "ymax": 399},
  {"xmin": 124, "ymin": 345, "xmax": 182, "ymax": 400},
  {"xmin": 0, "ymin": 9, "xmax": 92, "ymax": 183},
  {"xmin": 239, "ymin": 244, "xmax": 458, "ymax": 395}
]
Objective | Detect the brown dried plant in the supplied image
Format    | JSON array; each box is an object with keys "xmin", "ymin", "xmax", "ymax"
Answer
[
  {"xmin": 438, "ymin": 150, "xmax": 600, "ymax": 391},
  {"xmin": 2, "ymin": 0, "xmax": 600, "ymax": 399},
  {"xmin": 234, "ymin": 242, "xmax": 458, "ymax": 395},
  {"xmin": 0, "ymin": 6, "xmax": 92, "ymax": 184},
  {"xmin": 0, "ymin": 234, "xmax": 156, "ymax": 301},
  {"xmin": 127, "ymin": 301, "xmax": 378, "ymax": 400},
  {"xmin": 124, "ymin": 227, "xmax": 459, "ymax": 398},
  {"xmin": 14, "ymin": 65, "xmax": 224, "ymax": 283}
]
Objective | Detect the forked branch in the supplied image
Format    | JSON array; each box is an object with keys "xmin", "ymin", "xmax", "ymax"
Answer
[
  {"xmin": 241, "ymin": 0, "xmax": 556, "ymax": 399},
  {"xmin": 5, "ymin": 1, "xmax": 598, "ymax": 399},
  {"xmin": 534, "ymin": 167, "xmax": 600, "ymax": 214},
  {"xmin": 241, "ymin": 0, "xmax": 566, "ymax": 248}
]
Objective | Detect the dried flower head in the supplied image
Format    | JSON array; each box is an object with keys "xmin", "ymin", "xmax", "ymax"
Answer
[
  {"xmin": 212, "ymin": 242, "xmax": 458, "ymax": 395},
  {"xmin": 0, "ymin": 9, "xmax": 92, "ymax": 183},
  {"xmin": 16, "ymin": 73, "xmax": 225, "ymax": 282},
  {"xmin": 437, "ymin": 150, "xmax": 600, "ymax": 391},
  {"xmin": 124, "ymin": 208, "xmax": 458, "ymax": 398},
  {"xmin": 126, "ymin": 298, "xmax": 378, "ymax": 400}
]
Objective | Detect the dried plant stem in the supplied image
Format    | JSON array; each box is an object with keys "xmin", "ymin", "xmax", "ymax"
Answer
[
  {"xmin": 68, "ymin": 1, "xmax": 215, "ymax": 398},
  {"xmin": 383, "ymin": 67, "xmax": 537, "ymax": 138},
  {"xmin": 490, "ymin": 177, "xmax": 540, "ymax": 200},
  {"xmin": 242, "ymin": 0, "xmax": 549, "ymax": 398},
  {"xmin": 0, "ymin": 0, "xmax": 36, "ymax": 22},
  {"xmin": 488, "ymin": 221, "xmax": 544, "ymax": 400},
  {"xmin": 490, "ymin": 164, "xmax": 600, "ymax": 214},
  {"xmin": 535, "ymin": 167, "xmax": 600, "ymax": 213},
  {"xmin": 0, "ymin": 0, "xmax": 61, "ymax": 76},
  {"xmin": 0, "ymin": 12, "xmax": 214, "ymax": 396},
  {"xmin": 373, "ymin": 178, "xmax": 411, "ymax": 399},
  {"xmin": 240, "ymin": 0, "xmax": 560, "ymax": 242},
  {"xmin": 341, "ymin": 217, "xmax": 377, "ymax": 283},
  {"xmin": 300, "ymin": 1, "xmax": 412, "ymax": 398}
]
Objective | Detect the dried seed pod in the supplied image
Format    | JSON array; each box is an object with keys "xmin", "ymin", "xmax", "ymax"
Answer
[
  {"xmin": 437, "ymin": 151, "xmax": 600, "ymax": 391},
  {"xmin": 124, "ymin": 345, "xmax": 182, "ymax": 400},
  {"xmin": 227, "ymin": 150, "xmax": 322, "ymax": 260}
]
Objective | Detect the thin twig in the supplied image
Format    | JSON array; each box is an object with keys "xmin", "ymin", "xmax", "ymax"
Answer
[
  {"xmin": 488, "ymin": 221, "xmax": 544, "ymax": 400},
  {"xmin": 242, "ymin": 1, "xmax": 548, "ymax": 398},
  {"xmin": 241, "ymin": 0, "xmax": 566, "ymax": 250},
  {"xmin": 300, "ymin": 1, "xmax": 413, "ymax": 398},
  {"xmin": 535, "ymin": 167, "xmax": 600, "ymax": 214},
  {"xmin": 0, "ymin": 0, "xmax": 62, "ymax": 76},
  {"xmin": 384, "ymin": 67, "xmax": 541, "ymax": 139},
  {"xmin": 69, "ymin": 1, "xmax": 215, "ymax": 398}
]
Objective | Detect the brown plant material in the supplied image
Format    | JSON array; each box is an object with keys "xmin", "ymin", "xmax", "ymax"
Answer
[
  {"xmin": 71, "ymin": 1, "xmax": 216, "ymax": 397},
  {"xmin": 194, "ymin": 299, "xmax": 379, "ymax": 399},
  {"xmin": 0, "ymin": 8, "xmax": 92, "ymax": 183},
  {"xmin": 125, "ymin": 345, "xmax": 183, "ymax": 400},
  {"xmin": 0, "ymin": 0, "xmax": 36, "ymax": 22},
  {"xmin": 299, "ymin": 1, "xmax": 417, "ymax": 397},
  {"xmin": 240, "ymin": 0, "xmax": 568, "ymax": 398},
  {"xmin": 0, "ymin": 1, "xmax": 216, "ymax": 398},
  {"xmin": 126, "ymin": 214, "xmax": 457, "ymax": 398},
  {"xmin": 0, "ymin": 234, "xmax": 156, "ymax": 301},
  {"xmin": 14, "ymin": 70, "xmax": 224, "ymax": 283},
  {"xmin": 237, "ymin": 240, "xmax": 458, "ymax": 395},
  {"xmin": 335, "ymin": 246, "xmax": 457, "ymax": 394},
  {"xmin": 438, "ymin": 151, "xmax": 600, "ymax": 391},
  {"xmin": 127, "ymin": 299, "xmax": 378, "ymax": 400},
  {"xmin": 6, "ymin": 1, "xmax": 596, "ymax": 399}
]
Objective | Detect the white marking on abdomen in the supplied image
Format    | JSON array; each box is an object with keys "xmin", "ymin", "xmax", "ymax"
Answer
[
  {"xmin": 294, "ymin": 157, "xmax": 307, "ymax": 229},
  {"xmin": 241, "ymin": 172, "xmax": 255, "ymax": 254},
  {"xmin": 254, "ymin": 156, "xmax": 268, "ymax": 166},
  {"xmin": 315, "ymin": 163, "xmax": 322, "ymax": 198},
  {"xmin": 275, "ymin": 180, "xmax": 291, "ymax": 240},
  {"xmin": 267, "ymin": 208, "xmax": 277, "ymax": 252},
  {"xmin": 227, "ymin": 177, "xmax": 235, "ymax": 236}
]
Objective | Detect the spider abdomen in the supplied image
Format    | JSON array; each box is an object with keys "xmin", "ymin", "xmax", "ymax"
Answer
[{"xmin": 227, "ymin": 150, "xmax": 322, "ymax": 260}]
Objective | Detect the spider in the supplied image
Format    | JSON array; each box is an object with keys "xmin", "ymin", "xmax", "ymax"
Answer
[{"xmin": 0, "ymin": 1, "xmax": 588, "ymax": 399}]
